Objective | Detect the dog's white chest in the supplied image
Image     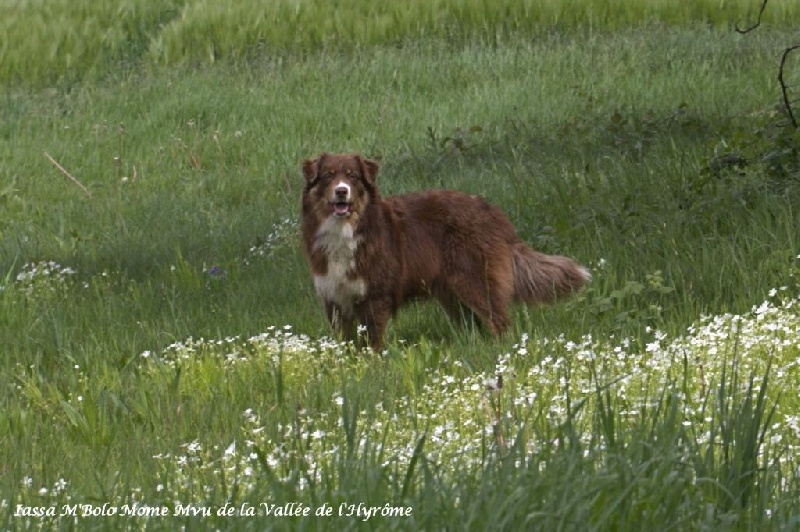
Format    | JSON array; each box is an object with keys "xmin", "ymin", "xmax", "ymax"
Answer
[{"xmin": 313, "ymin": 218, "xmax": 366, "ymax": 314}]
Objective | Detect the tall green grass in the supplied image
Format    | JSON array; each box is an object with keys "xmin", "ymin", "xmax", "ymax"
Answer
[
  {"xmin": 2, "ymin": 0, "xmax": 799, "ymax": 86},
  {"xmin": 0, "ymin": 0, "xmax": 182, "ymax": 85}
]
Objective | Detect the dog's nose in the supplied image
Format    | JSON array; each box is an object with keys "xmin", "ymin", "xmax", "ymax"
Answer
[{"xmin": 334, "ymin": 186, "xmax": 349, "ymax": 198}]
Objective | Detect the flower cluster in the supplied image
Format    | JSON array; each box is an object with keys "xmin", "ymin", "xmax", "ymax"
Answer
[
  {"xmin": 138, "ymin": 289, "xmax": 800, "ymax": 500},
  {"xmin": 140, "ymin": 325, "xmax": 350, "ymax": 370},
  {"xmin": 9, "ymin": 285, "xmax": 800, "ymax": 518},
  {"xmin": 3, "ymin": 261, "xmax": 77, "ymax": 296},
  {"xmin": 243, "ymin": 218, "xmax": 298, "ymax": 265}
]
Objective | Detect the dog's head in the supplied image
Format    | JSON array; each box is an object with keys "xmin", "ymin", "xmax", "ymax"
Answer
[{"xmin": 301, "ymin": 153, "xmax": 380, "ymax": 222}]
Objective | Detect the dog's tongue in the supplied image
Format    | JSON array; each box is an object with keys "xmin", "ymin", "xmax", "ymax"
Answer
[{"xmin": 333, "ymin": 203, "xmax": 350, "ymax": 216}]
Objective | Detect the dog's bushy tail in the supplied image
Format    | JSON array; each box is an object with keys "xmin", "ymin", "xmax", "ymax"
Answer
[{"xmin": 511, "ymin": 243, "xmax": 591, "ymax": 305}]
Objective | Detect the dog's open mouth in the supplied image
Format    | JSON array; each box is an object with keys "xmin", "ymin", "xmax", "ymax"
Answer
[{"xmin": 331, "ymin": 202, "xmax": 351, "ymax": 217}]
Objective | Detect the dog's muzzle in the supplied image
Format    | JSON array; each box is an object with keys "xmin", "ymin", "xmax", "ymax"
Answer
[{"xmin": 331, "ymin": 184, "xmax": 352, "ymax": 217}]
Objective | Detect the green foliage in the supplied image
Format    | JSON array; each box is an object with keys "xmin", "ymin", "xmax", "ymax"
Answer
[
  {"xmin": 0, "ymin": 0, "xmax": 183, "ymax": 86},
  {"xmin": 704, "ymin": 113, "xmax": 800, "ymax": 187},
  {"xmin": 581, "ymin": 269, "xmax": 675, "ymax": 331},
  {"xmin": 2, "ymin": 0, "xmax": 800, "ymax": 86}
]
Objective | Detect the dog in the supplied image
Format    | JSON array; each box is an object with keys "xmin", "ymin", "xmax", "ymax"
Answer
[{"xmin": 301, "ymin": 152, "xmax": 590, "ymax": 352}]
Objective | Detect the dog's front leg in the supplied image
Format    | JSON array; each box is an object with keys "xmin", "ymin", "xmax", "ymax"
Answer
[
  {"xmin": 325, "ymin": 301, "xmax": 356, "ymax": 344},
  {"xmin": 359, "ymin": 299, "xmax": 392, "ymax": 353}
]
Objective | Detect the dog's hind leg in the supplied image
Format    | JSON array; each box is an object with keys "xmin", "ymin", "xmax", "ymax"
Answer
[{"xmin": 444, "ymin": 272, "xmax": 513, "ymax": 336}]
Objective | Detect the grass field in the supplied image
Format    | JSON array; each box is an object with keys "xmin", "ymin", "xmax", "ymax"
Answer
[
  {"xmin": 2, "ymin": 0, "xmax": 800, "ymax": 87},
  {"xmin": 2, "ymin": 1, "xmax": 800, "ymax": 530}
]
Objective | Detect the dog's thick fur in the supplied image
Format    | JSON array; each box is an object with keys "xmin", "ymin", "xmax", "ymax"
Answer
[{"xmin": 301, "ymin": 152, "xmax": 590, "ymax": 351}]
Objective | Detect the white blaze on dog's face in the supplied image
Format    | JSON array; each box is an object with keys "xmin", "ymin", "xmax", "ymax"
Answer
[
  {"xmin": 303, "ymin": 153, "xmax": 377, "ymax": 221},
  {"xmin": 302, "ymin": 153, "xmax": 379, "ymax": 225},
  {"xmin": 330, "ymin": 181, "xmax": 351, "ymax": 218}
]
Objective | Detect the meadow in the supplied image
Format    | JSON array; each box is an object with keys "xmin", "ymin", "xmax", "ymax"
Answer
[{"xmin": 1, "ymin": 0, "xmax": 800, "ymax": 529}]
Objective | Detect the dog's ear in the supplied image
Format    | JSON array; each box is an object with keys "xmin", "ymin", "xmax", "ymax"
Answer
[
  {"xmin": 356, "ymin": 155, "xmax": 380, "ymax": 183},
  {"xmin": 302, "ymin": 155, "xmax": 322, "ymax": 184}
]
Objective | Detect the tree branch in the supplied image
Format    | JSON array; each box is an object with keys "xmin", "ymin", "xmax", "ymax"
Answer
[
  {"xmin": 778, "ymin": 45, "xmax": 800, "ymax": 128},
  {"xmin": 735, "ymin": 0, "xmax": 769, "ymax": 34}
]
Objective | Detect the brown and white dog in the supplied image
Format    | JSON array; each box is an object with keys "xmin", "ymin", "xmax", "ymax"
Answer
[{"xmin": 301, "ymin": 152, "xmax": 590, "ymax": 352}]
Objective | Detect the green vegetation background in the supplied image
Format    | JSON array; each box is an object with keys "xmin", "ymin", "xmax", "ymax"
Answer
[{"xmin": 2, "ymin": 0, "xmax": 800, "ymax": 529}]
